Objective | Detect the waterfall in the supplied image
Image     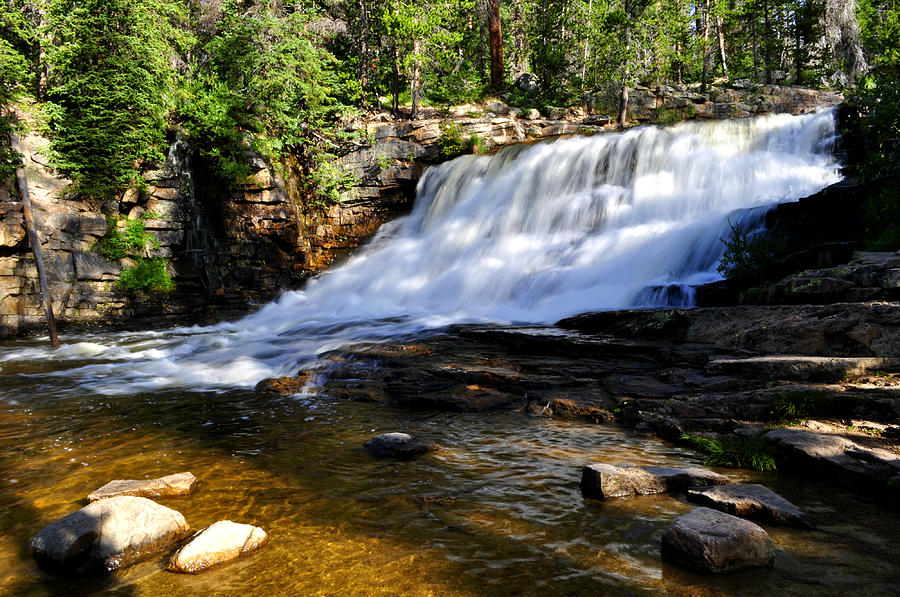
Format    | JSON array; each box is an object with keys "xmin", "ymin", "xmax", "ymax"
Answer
[{"xmin": 1, "ymin": 110, "xmax": 841, "ymax": 393}]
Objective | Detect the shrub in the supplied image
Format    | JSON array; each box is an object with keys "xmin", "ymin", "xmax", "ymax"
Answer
[
  {"xmin": 117, "ymin": 256, "xmax": 174, "ymax": 294},
  {"xmin": 681, "ymin": 433, "xmax": 778, "ymax": 472},
  {"xmin": 717, "ymin": 219, "xmax": 778, "ymax": 282}
]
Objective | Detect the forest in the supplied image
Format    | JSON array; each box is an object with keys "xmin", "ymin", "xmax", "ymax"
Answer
[{"xmin": 0, "ymin": 0, "xmax": 897, "ymax": 220}]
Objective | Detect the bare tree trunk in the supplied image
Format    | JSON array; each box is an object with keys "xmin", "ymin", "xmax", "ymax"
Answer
[
  {"xmin": 9, "ymin": 132, "xmax": 59, "ymax": 349},
  {"xmin": 794, "ymin": 5, "xmax": 803, "ymax": 84},
  {"xmin": 581, "ymin": 0, "xmax": 593, "ymax": 87},
  {"xmin": 752, "ymin": 12, "xmax": 760, "ymax": 81},
  {"xmin": 358, "ymin": 0, "xmax": 369, "ymax": 104},
  {"xmin": 391, "ymin": 44, "xmax": 400, "ymax": 116},
  {"xmin": 488, "ymin": 0, "xmax": 504, "ymax": 90},
  {"xmin": 763, "ymin": 0, "xmax": 773, "ymax": 84},
  {"xmin": 617, "ymin": 83, "xmax": 629, "ymax": 131},
  {"xmin": 716, "ymin": 13, "xmax": 728, "ymax": 79},
  {"xmin": 411, "ymin": 37, "xmax": 421, "ymax": 120},
  {"xmin": 38, "ymin": 8, "xmax": 48, "ymax": 101},
  {"xmin": 700, "ymin": 0, "xmax": 711, "ymax": 93}
]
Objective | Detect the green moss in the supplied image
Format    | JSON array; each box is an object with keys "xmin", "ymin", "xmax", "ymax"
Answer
[{"xmin": 680, "ymin": 432, "xmax": 778, "ymax": 472}]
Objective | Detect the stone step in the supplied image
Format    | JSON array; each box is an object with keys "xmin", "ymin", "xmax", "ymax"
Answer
[
  {"xmin": 706, "ymin": 355, "xmax": 900, "ymax": 383},
  {"xmin": 687, "ymin": 483, "xmax": 814, "ymax": 528}
]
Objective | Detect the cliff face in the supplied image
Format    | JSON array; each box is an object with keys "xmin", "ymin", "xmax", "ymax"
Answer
[{"xmin": 0, "ymin": 85, "xmax": 844, "ymax": 338}]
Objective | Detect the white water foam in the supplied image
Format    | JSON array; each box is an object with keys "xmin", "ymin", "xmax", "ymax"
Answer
[{"xmin": 0, "ymin": 111, "xmax": 841, "ymax": 393}]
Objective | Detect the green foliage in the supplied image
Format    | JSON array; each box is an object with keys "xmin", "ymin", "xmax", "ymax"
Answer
[
  {"xmin": 96, "ymin": 213, "xmax": 172, "ymax": 294},
  {"xmin": 681, "ymin": 433, "xmax": 778, "ymax": 472},
  {"xmin": 438, "ymin": 121, "xmax": 486, "ymax": 159},
  {"xmin": 44, "ymin": 0, "xmax": 186, "ymax": 199},
  {"xmin": 717, "ymin": 220, "xmax": 777, "ymax": 282},
  {"xmin": 770, "ymin": 390, "xmax": 843, "ymax": 422},
  {"xmin": 117, "ymin": 256, "xmax": 174, "ymax": 294},
  {"xmin": 95, "ymin": 214, "xmax": 160, "ymax": 260},
  {"xmin": 0, "ymin": 2, "xmax": 34, "ymax": 182},
  {"xmin": 179, "ymin": 0, "xmax": 347, "ymax": 189},
  {"xmin": 855, "ymin": 0, "xmax": 900, "ymax": 250}
]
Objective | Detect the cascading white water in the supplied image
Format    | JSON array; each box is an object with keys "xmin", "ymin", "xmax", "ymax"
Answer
[{"xmin": 0, "ymin": 110, "xmax": 841, "ymax": 393}]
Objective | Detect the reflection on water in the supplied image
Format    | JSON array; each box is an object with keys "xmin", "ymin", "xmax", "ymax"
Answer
[{"xmin": 1, "ymin": 358, "xmax": 899, "ymax": 596}]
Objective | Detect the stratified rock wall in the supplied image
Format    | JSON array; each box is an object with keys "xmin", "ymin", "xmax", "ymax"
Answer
[{"xmin": 0, "ymin": 84, "xmax": 845, "ymax": 337}]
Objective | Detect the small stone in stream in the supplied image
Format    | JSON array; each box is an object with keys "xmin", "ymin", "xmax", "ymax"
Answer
[
  {"xmin": 687, "ymin": 483, "xmax": 814, "ymax": 528},
  {"xmin": 167, "ymin": 520, "xmax": 268, "ymax": 573},
  {"xmin": 31, "ymin": 496, "xmax": 189, "ymax": 574},
  {"xmin": 580, "ymin": 463, "xmax": 731, "ymax": 499},
  {"xmin": 363, "ymin": 432, "xmax": 438, "ymax": 458},
  {"xmin": 87, "ymin": 472, "xmax": 197, "ymax": 502},
  {"xmin": 661, "ymin": 507, "xmax": 775, "ymax": 574},
  {"xmin": 255, "ymin": 375, "xmax": 310, "ymax": 395}
]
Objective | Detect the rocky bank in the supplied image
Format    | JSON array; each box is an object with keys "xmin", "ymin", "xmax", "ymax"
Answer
[{"xmin": 1, "ymin": 83, "xmax": 842, "ymax": 338}]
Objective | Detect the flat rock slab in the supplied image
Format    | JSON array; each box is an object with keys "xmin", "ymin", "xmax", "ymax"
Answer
[
  {"xmin": 765, "ymin": 428, "xmax": 900, "ymax": 488},
  {"xmin": 687, "ymin": 484, "xmax": 814, "ymax": 528},
  {"xmin": 363, "ymin": 433, "xmax": 438, "ymax": 458},
  {"xmin": 580, "ymin": 463, "xmax": 731, "ymax": 499},
  {"xmin": 706, "ymin": 356, "xmax": 899, "ymax": 383},
  {"xmin": 87, "ymin": 472, "xmax": 197, "ymax": 502},
  {"xmin": 662, "ymin": 507, "xmax": 775, "ymax": 574},
  {"xmin": 31, "ymin": 496, "xmax": 189, "ymax": 574},
  {"xmin": 167, "ymin": 520, "xmax": 268, "ymax": 573}
]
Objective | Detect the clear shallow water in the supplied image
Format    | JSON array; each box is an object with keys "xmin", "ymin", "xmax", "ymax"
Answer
[{"xmin": 1, "ymin": 368, "xmax": 899, "ymax": 596}]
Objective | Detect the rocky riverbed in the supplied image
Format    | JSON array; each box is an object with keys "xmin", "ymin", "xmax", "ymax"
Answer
[{"xmin": 256, "ymin": 252, "xmax": 900, "ymax": 503}]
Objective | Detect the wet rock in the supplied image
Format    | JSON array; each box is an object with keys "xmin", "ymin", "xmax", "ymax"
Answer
[
  {"xmin": 765, "ymin": 428, "xmax": 900, "ymax": 490},
  {"xmin": 706, "ymin": 356, "xmax": 899, "ymax": 383},
  {"xmin": 87, "ymin": 472, "xmax": 198, "ymax": 502},
  {"xmin": 167, "ymin": 520, "xmax": 268, "ymax": 573},
  {"xmin": 363, "ymin": 432, "xmax": 438, "ymax": 458},
  {"xmin": 255, "ymin": 375, "xmax": 310, "ymax": 395},
  {"xmin": 661, "ymin": 507, "xmax": 775, "ymax": 574},
  {"xmin": 30, "ymin": 496, "xmax": 189, "ymax": 574},
  {"xmin": 580, "ymin": 463, "xmax": 731, "ymax": 499},
  {"xmin": 687, "ymin": 483, "xmax": 814, "ymax": 528}
]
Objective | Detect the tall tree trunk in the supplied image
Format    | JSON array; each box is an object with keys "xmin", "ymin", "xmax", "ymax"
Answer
[
  {"xmin": 510, "ymin": 0, "xmax": 527, "ymax": 77},
  {"xmin": 763, "ymin": 0, "xmax": 773, "ymax": 84},
  {"xmin": 700, "ymin": 0, "xmax": 711, "ymax": 94},
  {"xmin": 581, "ymin": 0, "xmax": 593, "ymax": 87},
  {"xmin": 411, "ymin": 37, "xmax": 421, "ymax": 120},
  {"xmin": 488, "ymin": 0, "xmax": 504, "ymax": 90},
  {"xmin": 794, "ymin": 4, "xmax": 803, "ymax": 84},
  {"xmin": 752, "ymin": 11, "xmax": 760, "ymax": 81},
  {"xmin": 391, "ymin": 44, "xmax": 400, "ymax": 116},
  {"xmin": 617, "ymin": 83, "xmax": 628, "ymax": 131},
  {"xmin": 358, "ymin": 0, "xmax": 369, "ymax": 104},
  {"xmin": 716, "ymin": 13, "xmax": 728, "ymax": 79},
  {"xmin": 9, "ymin": 132, "xmax": 59, "ymax": 349}
]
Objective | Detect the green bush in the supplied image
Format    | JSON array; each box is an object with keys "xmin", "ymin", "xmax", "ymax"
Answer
[
  {"xmin": 717, "ymin": 220, "xmax": 778, "ymax": 282},
  {"xmin": 95, "ymin": 214, "xmax": 160, "ymax": 260},
  {"xmin": 681, "ymin": 433, "xmax": 778, "ymax": 472},
  {"xmin": 117, "ymin": 256, "xmax": 174, "ymax": 294}
]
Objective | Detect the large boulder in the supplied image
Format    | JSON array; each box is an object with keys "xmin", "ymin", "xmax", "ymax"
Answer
[
  {"xmin": 580, "ymin": 464, "xmax": 731, "ymax": 499},
  {"xmin": 514, "ymin": 73, "xmax": 539, "ymax": 93},
  {"xmin": 363, "ymin": 432, "xmax": 438, "ymax": 458},
  {"xmin": 661, "ymin": 507, "xmax": 775, "ymax": 574},
  {"xmin": 687, "ymin": 484, "xmax": 814, "ymax": 528},
  {"xmin": 167, "ymin": 520, "xmax": 268, "ymax": 573},
  {"xmin": 87, "ymin": 472, "xmax": 197, "ymax": 502},
  {"xmin": 30, "ymin": 496, "xmax": 189, "ymax": 574}
]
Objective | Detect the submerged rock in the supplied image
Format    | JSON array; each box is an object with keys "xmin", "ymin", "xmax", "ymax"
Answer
[
  {"xmin": 580, "ymin": 463, "xmax": 731, "ymax": 499},
  {"xmin": 687, "ymin": 484, "xmax": 814, "ymax": 528},
  {"xmin": 167, "ymin": 520, "xmax": 268, "ymax": 573},
  {"xmin": 363, "ymin": 432, "xmax": 438, "ymax": 458},
  {"xmin": 87, "ymin": 472, "xmax": 197, "ymax": 502},
  {"xmin": 31, "ymin": 496, "xmax": 189, "ymax": 574},
  {"xmin": 661, "ymin": 507, "xmax": 775, "ymax": 574}
]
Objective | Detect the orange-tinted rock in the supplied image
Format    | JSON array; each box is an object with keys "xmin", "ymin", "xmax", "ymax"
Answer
[{"xmin": 87, "ymin": 472, "xmax": 197, "ymax": 502}]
